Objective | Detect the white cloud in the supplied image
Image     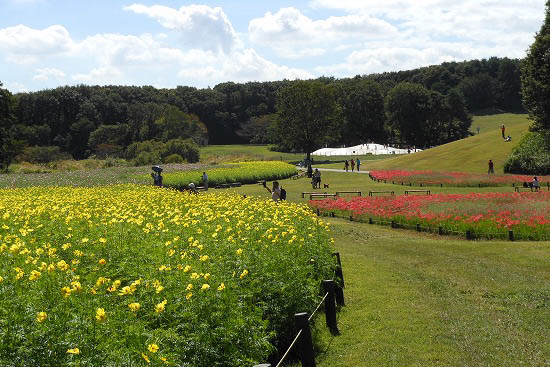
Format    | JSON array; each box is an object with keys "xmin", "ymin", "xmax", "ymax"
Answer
[
  {"xmin": 249, "ymin": 7, "xmax": 397, "ymax": 58},
  {"xmin": 33, "ymin": 67, "xmax": 66, "ymax": 81},
  {"xmin": 0, "ymin": 24, "xmax": 73, "ymax": 57},
  {"xmin": 124, "ymin": 4, "xmax": 240, "ymax": 53}
]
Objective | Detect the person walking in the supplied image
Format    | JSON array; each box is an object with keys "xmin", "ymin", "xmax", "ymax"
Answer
[
  {"xmin": 350, "ymin": 159, "xmax": 355, "ymax": 172},
  {"xmin": 344, "ymin": 160, "xmax": 349, "ymax": 172},
  {"xmin": 313, "ymin": 168, "xmax": 321, "ymax": 189},
  {"xmin": 488, "ymin": 159, "xmax": 495, "ymax": 174},
  {"xmin": 356, "ymin": 158, "xmax": 361, "ymax": 172},
  {"xmin": 501, "ymin": 124, "xmax": 506, "ymax": 139}
]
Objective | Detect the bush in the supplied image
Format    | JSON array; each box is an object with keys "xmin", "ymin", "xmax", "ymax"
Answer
[
  {"xmin": 504, "ymin": 131, "xmax": 550, "ymax": 174},
  {"xmin": 163, "ymin": 153, "xmax": 184, "ymax": 164},
  {"xmin": 162, "ymin": 161, "xmax": 297, "ymax": 190},
  {"xmin": 16, "ymin": 146, "xmax": 70, "ymax": 164},
  {"xmin": 125, "ymin": 139, "xmax": 200, "ymax": 164},
  {"xmin": 133, "ymin": 151, "xmax": 161, "ymax": 166}
]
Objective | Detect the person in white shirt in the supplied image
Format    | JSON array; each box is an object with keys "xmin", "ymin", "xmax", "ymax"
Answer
[{"xmin": 264, "ymin": 181, "xmax": 281, "ymax": 202}]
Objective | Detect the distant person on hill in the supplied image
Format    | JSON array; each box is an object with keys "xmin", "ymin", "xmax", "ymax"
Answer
[
  {"xmin": 505, "ymin": 135, "xmax": 512, "ymax": 142},
  {"xmin": 356, "ymin": 158, "xmax": 361, "ymax": 172},
  {"xmin": 350, "ymin": 158, "xmax": 355, "ymax": 172},
  {"xmin": 344, "ymin": 160, "xmax": 349, "ymax": 172},
  {"xmin": 501, "ymin": 124, "xmax": 505, "ymax": 139},
  {"xmin": 488, "ymin": 159, "xmax": 495, "ymax": 174},
  {"xmin": 532, "ymin": 176, "xmax": 540, "ymax": 192}
]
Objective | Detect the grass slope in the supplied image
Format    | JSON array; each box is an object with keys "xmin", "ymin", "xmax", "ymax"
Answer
[{"xmin": 366, "ymin": 114, "xmax": 531, "ymax": 173}]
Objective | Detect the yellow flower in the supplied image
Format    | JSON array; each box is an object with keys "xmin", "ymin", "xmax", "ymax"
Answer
[
  {"xmin": 61, "ymin": 286, "xmax": 72, "ymax": 298},
  {"xmin": 199, "ymin": 255, "xmax": 209, "ymax": 262},
  {"xmin": 81, "ymin": 238, "xmax": 89, "ymax": 243},
  {"xmin": 186, "ymin": 283, "xmax": 193, "ymax": 291},
  {"xmin": 186, "ymin": 292, "xmax": 193, "ymax": 300},
  {"xmin": 99, "ymin": 238, "xmax": 107, "ymax": 243},
  {"xmin": 239, "ymin": 269, "xmax": 249, "ymax": 279},
  {"xmin": 160, "ymin": 356, "xmax": 169, "ymax": 364},
  {"xmin": 128, "ymin": 302, "xmax": 140, "ymax": 312},
  {"xmin": 217, "ymin": 283, "xmax": 225, "ymax": 291},
  {"xmin": 147, "ymin": 343, "xmax": 159, "ymax": 353},
  {"xmin": 236, "ymin": 248, "xmax": 243, "ymax": 255},
  {"xmin": 56, "ymin": 260, "xmax": 69, "ymax": 271},
  {"xmin": 0, "ymin": 276, "xmax": 3, "ymax": 283},
  {"xmin": 155, "ymin": 299, "xmax": 167, "ymax": 313},
  {"xmin": 29, "ymin": 270, "xmax": 41, "ymax": 281},
  {"xmin": 201, "ymin": 284, "xmax": 210, "ymax": 291},
  {"xmin": 95, "ymin": 308, "xmax": 106, "ymax": 322},
  {"xmin": 36, "ymin": 311, "xmax": 47, "ymax": 323},
  {"xmin": 190, "ymin": 272, "xmax": 200, "ymax": 280},
  {"xmin": 98, "ymin": 258, "xmax": 106, "ymax": 265},
  {"xmin": 155, "ymin": 285, "xmax": 164, "ymax": 294},
  {"xmin": 67, "ymin": 348, "xmax": 80, "ymax": 355},
  {"xmin": 141, "ymin": 353, "xmax": 150, "ymax": 363},
  {"xmin": 71, "ymin": 281, "xmax": 82, "ymax": 292},
  {"xmin": 183, "ymin": 265, "xmax": 191, "ymax": 273},
  {"xmin": 203, "ymin": 273, "xmax": 210, "ymax": 280}
]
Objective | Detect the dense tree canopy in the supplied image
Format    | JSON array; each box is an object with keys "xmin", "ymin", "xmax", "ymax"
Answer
[
  {"xmin": 522, "ymin": 0, "xmax": 550, "ymax": 131},
  {"xmin": 275, "ymin": 81, "xmax": 342, "ymax": 160},
  {"xmin": 0, "ymin": 82, "xmax": 18, "ymax": 171}
]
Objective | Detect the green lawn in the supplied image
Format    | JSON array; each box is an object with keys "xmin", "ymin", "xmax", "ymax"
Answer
[{"xmin": 366, "ymin": 114, "xmax": 531, "ymax": 174}]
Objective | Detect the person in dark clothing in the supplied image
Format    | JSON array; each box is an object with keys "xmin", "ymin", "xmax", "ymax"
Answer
[{"xmin": 488, "ymin": 159, "xmax": 494, "ymax": 174}]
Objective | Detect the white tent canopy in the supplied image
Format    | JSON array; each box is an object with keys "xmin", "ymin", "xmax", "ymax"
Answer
[{"xmin": 311, "ymin": 143, "xmax": 420, "ymax": 156}]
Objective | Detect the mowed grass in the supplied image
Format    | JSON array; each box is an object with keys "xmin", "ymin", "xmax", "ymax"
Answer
[{"xmin": 366, "ymin": 114, "xmax": 531, "ymax": 173}]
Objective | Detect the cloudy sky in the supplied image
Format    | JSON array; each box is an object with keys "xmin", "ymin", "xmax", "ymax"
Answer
[{"xmin": 0, "ymin": 0, "xmax": 546, "ymax": 93}]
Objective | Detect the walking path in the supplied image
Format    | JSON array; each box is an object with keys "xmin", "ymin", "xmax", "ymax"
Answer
[{"xmin": 311, "ymin": 167, "xmax": 371, "ymax": 174}]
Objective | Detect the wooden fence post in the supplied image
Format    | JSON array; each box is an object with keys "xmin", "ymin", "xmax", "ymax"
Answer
[
  {"xmin": 322, "ymin": 280, "xmax": 338, "ymax": 334},
  {"xmin": 369, "ymin": 217, "xmax": 373, "ymax": 224},
  {"xmin": 416, "ymin": 223, "xmax": 421, "ymax": 232},
  {"xmin": 509, "ymin": 230, "xmax": 514, "ymax": 241},
  {"xmin": 294, "ymin": 313, "xmax": 316, "ymax": 367}
]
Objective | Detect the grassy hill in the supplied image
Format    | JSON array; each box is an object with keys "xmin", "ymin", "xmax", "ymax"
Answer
[{"xmin": 366, "ymin": 114, "xmax": 531, "ymax": 173}]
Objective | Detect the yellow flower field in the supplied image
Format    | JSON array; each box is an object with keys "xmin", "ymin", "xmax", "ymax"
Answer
[{"xmin": 0, "ymin": 185, "xmax": 334, "ymax": 366}]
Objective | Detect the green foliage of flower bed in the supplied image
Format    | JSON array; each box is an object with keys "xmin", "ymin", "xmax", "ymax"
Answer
[
  {"xmin": 0, "ymin": 186, "xmax": 334, "ymax": 366},
  {"xmin": 162, "ymin": 161, "xmax": 297, "ymax": 189}
]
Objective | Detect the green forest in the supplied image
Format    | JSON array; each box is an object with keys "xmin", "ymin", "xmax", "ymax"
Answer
[{"xmin": 1, "ymin": 57, "xmax": 522, "ymax": 168}]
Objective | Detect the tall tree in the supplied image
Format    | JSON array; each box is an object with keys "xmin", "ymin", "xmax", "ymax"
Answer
[
  {"xmin": 385, "ymin": 82, "xmax": 431, "ymax": 148},
  {"xmin": 522, "ymin": 0, "xmax": 550, "ymax": 130},
  {"xmin": 275, "ymin": 81, "xmax": 341, "ymax": 161},
  {"xmin": 339, "ymin": 79, "xmax": 386, "ymax": 144},
  {"xmin": 0, "ymin": 82, "xmax": 17, "ymax": 171}
]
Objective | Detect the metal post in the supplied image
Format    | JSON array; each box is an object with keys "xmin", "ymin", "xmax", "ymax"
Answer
[
  {"xmin": 369, "ymin": 217, "xmax": 373, "ymax": 224},
  {"xmin": 509, "ymin": 230, "xmax": 514, "ymax": 241},
  {"xmin": 416, "ymin": 223, "xmax": 421, "ymax": 232},
  {"xmin": 294, "ymin": 313, "xmax": 316, "ymax": 367},
  {"xmin": 322, "ymin": 280, "xmax": 338, "ymax": 333}
]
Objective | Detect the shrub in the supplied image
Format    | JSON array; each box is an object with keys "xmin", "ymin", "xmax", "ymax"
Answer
[
  {"xmin": 162, "ymin": 161, "xmax": 297, "ymax": 189},
  {"xmin": 16, "ymin": 146, "xmax": 70, "ymax": 164},
  {"xmin": 133, "ymin": 151, "xmax": 161, "ymax": 166},
  {"xmin": 504, "ymin": 131, "xmax": 550, "ymax": 175},
  {"xmin": 125, "ymin": 139, "xmax": 200, "ymax": 164},
  {"xmin": 163, "ymin": 153, "xmax": 184, "ymax": 164}
]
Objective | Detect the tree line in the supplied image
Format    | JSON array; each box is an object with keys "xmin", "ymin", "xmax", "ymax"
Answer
[{"xmin": 0, "ymin": 57, "xmax": 523, "ymax": 168}]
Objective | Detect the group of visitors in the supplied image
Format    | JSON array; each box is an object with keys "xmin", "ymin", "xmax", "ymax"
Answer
[{"xmin": 344, "ymin": 158, "xmax": 361, "ymax": 172}]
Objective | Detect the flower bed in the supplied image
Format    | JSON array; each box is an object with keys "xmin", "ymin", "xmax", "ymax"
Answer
[
  {"xmin": 0, "ymin": 185, "xmax": 334, "ymax": 366},
  {"xmin": 310, "ymin": 192, "xmax": 550, "ymax": 240},
  {"xmin": 369, "ymin": 169, "xmax": 550, "ymax": 187},
  {"xmin": 162, "ymin": 161, "xmax": 297, "ymax": 189}
]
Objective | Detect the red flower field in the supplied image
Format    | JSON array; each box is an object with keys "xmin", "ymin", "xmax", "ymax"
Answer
[
  {"xmin": 310, "ymin": 191, "xmax": 550, "ymax": 240},
  {"xmin": 369, "ymin": 170, "xmax": 550, "ymax": 187}
]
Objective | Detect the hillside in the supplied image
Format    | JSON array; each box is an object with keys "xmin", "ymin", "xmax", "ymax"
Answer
[{"xmin": 366, "ymin": 114, "xmax": 531, "ymax": 173}]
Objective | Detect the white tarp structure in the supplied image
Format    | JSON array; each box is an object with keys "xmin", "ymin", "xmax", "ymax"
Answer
[{"xmin": 312, "ymin": 143, "xmax": 421, "ymax": 156}]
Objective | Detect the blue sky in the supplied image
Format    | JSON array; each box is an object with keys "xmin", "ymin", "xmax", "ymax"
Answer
[{"xmin": 0, "ymin": 0, "xmax": 546, "ymax": 92}]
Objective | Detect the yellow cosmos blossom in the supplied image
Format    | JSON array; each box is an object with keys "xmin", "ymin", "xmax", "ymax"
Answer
[
  {"xmin": 61, "ymin": 286, "xmax": 72, "ymax": 298},
  {"xmin": 147, "ymin": 344, "xmax": 159, "ymax": 353},
  {"xmin": 186, "ymin": 283, "xmax": 193, "ymax": 291},
  {"xmin": 95, "ymin": 308, "xmax": 106, "ymax": 322},
  {"xmin": 186, "ymin": 292, "xmax": 193, "ymax": 300},
  {"xmin": 56, "ymin": 260, "xmax": 69, "ymax": 271},
  {"xmin": 155, "ymin": 299, "xmax": 167, "ymax": 313},
  {"xmin": 141, "ymin": 353, "xmax": 150, "ymax": 363},
  {"xmin": 201, "ymin": 284, "xmax": 210, "ymax": 291},
  {"xmin": 217, "ymin": 283, "xmax": 225, "ymax": 291},
  {"xmin": 0, "ymin": 276, "xmax": 3, "ymax": 283},
  {"xmin": 98, "ymin": 258, "xmax": 106, "ymax": 265},
  {"xmin": 67, "ymin": 348, "xmax": 80, "ymax": 355},
  {"xmin": 240, "ymin": 269, "xmax": 249, "ymax": 279},
  {"xmin": 236, "ymin": 248, "xmax": 243, "ymax": 255},
  {"xmin": 36, "ymin": 311, "xmax": 47, "ymax": 323},
  {"xmin": 99, "ymin": 238, "xmax": 107, "ymax": 243},
  {"xmin": 203, "ymin": 273, "xmax": 211, "ymax": 280},
  {"xmin": 29, "ymin": 270, "xmax": 41, "ymax": 281},
  {"xmin": 190, "ymin": 272, "xmax": 200, "ymax": 280},
  {"xmin": 160, "ymin": 356, "xmax": 169, "ymax": 364},
  {"xmin": 81, "ymin": 238, "xmax": 89, "ymax": 243},
  {"xmin": 128, "ymin": 303, "xmax": 140, "ymax": 312},
  {"xmin": 71, "ymin": 281, "xmax": 82, "ymax": 292},
  {"xmin": 183, "ymin": 265, "xmax": 191, "ymax": 273},
  {"xmin": 199, "ymin": 255, "xmax": 209, "ymax": 262}
]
